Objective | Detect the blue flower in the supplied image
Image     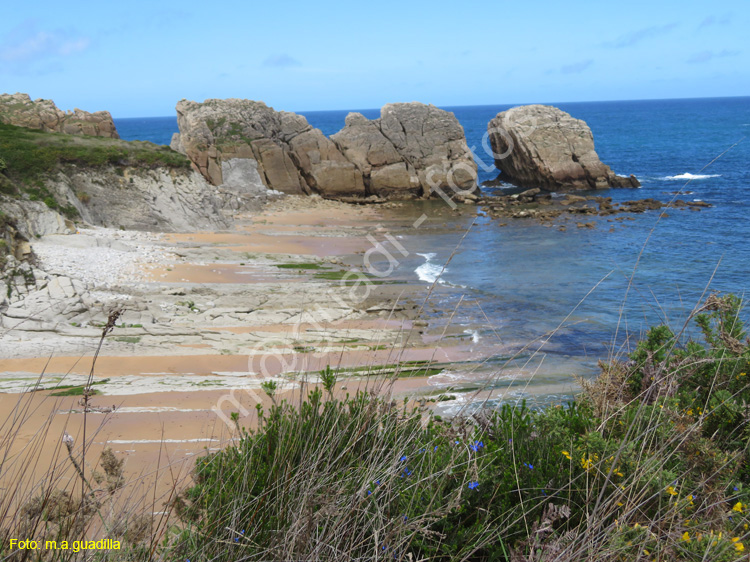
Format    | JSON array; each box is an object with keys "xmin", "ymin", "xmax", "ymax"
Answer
[
  {"xmin": 470, "ymin": 441, "xmax": 485, "ymax": 452},
  {"xmin": 234, "ymin": 537, "xmax": 239, "ymax": 543},
  {"xmin": 403, "ymin": 515, "xmax": 408, "ymax": 521},
  {"xmin": 523, "ymin": 463, "xmax": 534, "ymax": 470},
  {"xmin": 375, "ymin": 480, "xmax": 381, "ymax": 486},
  {"xmin": 367, "ymin": 490, "xmax": 372, "ymax": 496},
  {"xmin": 400, "ymin": 455, "xmax": 408, "ymax": 462},
  {"xmin": 240, "ymin": 530, "xmax": 244, "ymax": 534},
  {"xmin": 468, "ymin": 481, "xmax": 479, "ymax": 490},
  {"xmin": 434, "ymin": 445, "xmax": 438, "ymax": 451}
]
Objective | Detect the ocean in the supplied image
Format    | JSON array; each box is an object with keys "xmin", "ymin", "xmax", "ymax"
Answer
[{"xmin": 114, "ymin": 97, "xmax": 750, "ymax": 405}]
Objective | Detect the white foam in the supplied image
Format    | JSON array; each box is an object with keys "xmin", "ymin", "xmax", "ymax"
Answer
[
  {"xmin": 464, "ymin": 329, "xmax": 481, "ymax": 344},
  {"xmin": 663, "ymin": 173, "xmax": 721, "ymax": 181},
  {"xmin": 415, "ymin": 253, "xmax": 446, "ymax": 284},
  {"xmin": 427, "ymin": 371, "xmax": 465, "ymax": 386}
]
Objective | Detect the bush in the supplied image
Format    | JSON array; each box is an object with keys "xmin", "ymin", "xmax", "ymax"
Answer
[{"xmin": 170, "ymin": 294, "xmax": 750, "ymax": 562}]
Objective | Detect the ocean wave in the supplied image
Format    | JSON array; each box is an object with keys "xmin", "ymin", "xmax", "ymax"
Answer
[
  {"xmin": 415, "ymin": 252, "xmax": 446, "ymax": 284},
  {"xmin": 464, "ymin": 329, "xmax": 481, "ymax": 343},
  {"xmin": 663, "ymin": 173, "xmax": 721, "ymax": 181}
]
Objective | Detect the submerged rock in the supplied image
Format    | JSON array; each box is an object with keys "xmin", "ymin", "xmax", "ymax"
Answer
[
  {"xmin": 0, "ymin": 93, "xmax": 119, "ymax": 138},
  {"xmin": 175, "ymin": 99, "xmax": 477, "ymax": 200},
  {"xmin": 487, "ymin": 105, "xmax": 639, "ymax": 192}
]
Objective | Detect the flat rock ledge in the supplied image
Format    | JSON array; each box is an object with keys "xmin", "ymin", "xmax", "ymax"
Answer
[
  {"xmin": 479, "ymin": 188, "xmax": 710, "ymax": 226},
  {"xmin": 487, "ymin": 105, "xmax": 639, "ymax": 192},
  {"xmin": 173, "ymin": 99, "xmax": 477, "ymax": 201}
]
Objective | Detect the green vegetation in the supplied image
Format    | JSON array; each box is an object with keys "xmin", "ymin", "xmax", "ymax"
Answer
[
  {"xmin": 0, "ymin": 122, "xmax": 190, "ymax": 188},
  {"xmin": 112, "ymin": 336, "xmax": 142, "ymax": 344},
  {"xmin": 47, "ymin": 378, "xmax": 110, "ymax": 396},
  {"xmin": 1, "ymin": 293, "xmax": 749, "ymax": 561},
  {"xmin": 275, "ymin": 262, "xmax": 329, "ymax": 270},
  {"xmin": 170, "ymin": 293, "xmax": 750, "ymax": 561}
]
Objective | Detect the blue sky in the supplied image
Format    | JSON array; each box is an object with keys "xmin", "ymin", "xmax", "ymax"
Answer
[{"xmin": 0, "ymin": 0, "xmax": 747, "ymax": 117}]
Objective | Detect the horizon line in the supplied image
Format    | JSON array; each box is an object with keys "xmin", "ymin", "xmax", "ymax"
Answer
[{"xmin": 111, "ymin": 94, "xmax": 750, "ymax": 120}]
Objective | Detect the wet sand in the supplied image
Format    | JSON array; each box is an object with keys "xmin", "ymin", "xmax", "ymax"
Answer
[{"xmin": 1, "ymin": 196, "xmax": 495, "ymax": 498}]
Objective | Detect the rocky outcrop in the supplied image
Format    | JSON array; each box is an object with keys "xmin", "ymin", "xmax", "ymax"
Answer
[
  {"xmin": 332, "ymin": 104, "xmax": 476, "ymax": 198},
  {"xmin": 175, "ymin": 99, "xmax": 477, "ymax": 200},
  {"xmin": 175, "ymin": 98, "xmax": 355, "ymax": 196},
  {"xmin": 0, "ymin": 93, "xmax": 119, "ymax": 138},
  {"xmin": 487, "ymin": 105, "xmax": 639, "ymax": 191},
  {"xmin": 45, "ymin": 165, "xmax": 273, "ymax": 232}
]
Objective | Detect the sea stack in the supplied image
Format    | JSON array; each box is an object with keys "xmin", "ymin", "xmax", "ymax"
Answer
[
  {"xmin": 174, "ymin": 99, "xmax": 477, "ymax": 200},
  {"xmin": 487, "ymin": 105, "xmax": 639, "ymax": 191}
]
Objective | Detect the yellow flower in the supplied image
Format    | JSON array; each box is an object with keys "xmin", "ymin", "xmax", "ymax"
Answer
[
  {"xmin": 733, "ymin": 538, "xmax": 745, "ymax": 552},
  {"xmin": 643, "ymin": 549, "xmax": 650, "ymax": 556},
  {"xmin": 614, "ymin": 468, "xmax": 624, "ymax": 477},
  {"xmin": 581, "ymin": 456, "xmax": 594, "ymax": 470},
  {"xmin": 687, "ymin": 408, "xmax": 694, "ymax": 415},
  {"xmin": 733, "ymin": 501, "xmax": 744, "ymax": 513},
  {"xmin": 562, "ymin": 450, "xmax": 571, "ymax": 460},
  {"xmin": 682, "ymin": 531, "xmax": 691, "ymax": 542},
  {"xmin": 666, "ymin": 485, "xmax": 678, "ymax": 496}
]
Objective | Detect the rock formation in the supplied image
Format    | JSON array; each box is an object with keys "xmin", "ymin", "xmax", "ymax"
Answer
[
  {"xmin": 487, "ymin": 105, "xmax": 639, "ymax": 191},
  {"xmin": 174, "ymin": 99, "xmax": 477, "ymax": 200},
  {"xmin": 0, "ymin": 93, "xmax": 119, "ymax": 138},
  {"xmin": 332, "ymin": 104, "xmax": 477, "ymax": 198}
]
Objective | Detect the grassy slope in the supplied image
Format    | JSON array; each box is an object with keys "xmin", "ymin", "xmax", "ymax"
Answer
[{"xmin": 0, "ymin": 122, "xmax": 190, "ymax": 219}]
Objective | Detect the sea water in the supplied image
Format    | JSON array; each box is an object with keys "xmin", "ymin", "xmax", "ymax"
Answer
[{"xmin": 115, "ymin": 97, "xmax": 750, "ymax": 401}]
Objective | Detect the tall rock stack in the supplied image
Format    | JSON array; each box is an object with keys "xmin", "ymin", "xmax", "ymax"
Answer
[
  {"xmin": 0, "ymin": 93, "xmax": 119, "ymax": 138},
  {"xmin": 332, "ymin": 103, "xmax": 477, "ymax": 198},
  {"xmin": 174, "ymin": 99, "xmax": 477, "ymax": 200},
  {"xmin": 487, "ymin": 105, "xmax": 639, "ymax": 191}
]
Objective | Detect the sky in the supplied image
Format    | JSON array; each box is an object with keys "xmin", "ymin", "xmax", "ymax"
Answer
[{"xmin": 0, "ymin": 0, "xmax": 747, "ymax": 117}]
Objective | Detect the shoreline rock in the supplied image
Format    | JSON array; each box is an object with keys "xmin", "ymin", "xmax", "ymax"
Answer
[
  {"xmin": 175, "ymin": 99, "xmax": 477, "ymax": 200},
  {"xmin": 0, "ymin": 93, "xmax": 119, "ymax": 138},
  {"xmin": 487, "ymin": 105, "xmax": 639, "ymax": 192}
]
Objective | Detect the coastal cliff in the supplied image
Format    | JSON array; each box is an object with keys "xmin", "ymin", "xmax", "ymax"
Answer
[
  {"xmin": 173, "ymin": 99, "xmax": 477, "ymax": 200},
  {"xmin": 487, "ymin": 105, "xmax": 640, "ymax": 191},
  {"xmin": 0, "ymin": 117, "xmax": 278, "ymax": 271},
  {"xmin": 0, "ymin": 93, "xmax": 119, "ymax": 139}
]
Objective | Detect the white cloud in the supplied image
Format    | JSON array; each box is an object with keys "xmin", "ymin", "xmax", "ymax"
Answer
[
  {"xmin": 262, "ymin": 54, "xmax": 301, "ymax": 68},
  {"xmin": 687, "ymin": 49, "xmax": 740, "ymax": 64},
  {"xmin": 561, "ymin": 59, "xmax": 593, "ymax": 74},
  {"xmin": 0, "ymin": 21, "xmax": 90, "ymax": 65},
  {"xmin": 604, "ymin": 23, "xmax": 678, "ymax": 48}
]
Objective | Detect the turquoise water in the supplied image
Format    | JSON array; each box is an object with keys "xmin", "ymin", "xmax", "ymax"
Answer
[{"xmin": 115, "ymin": 98, "xmax": 750, "ymax": 399}]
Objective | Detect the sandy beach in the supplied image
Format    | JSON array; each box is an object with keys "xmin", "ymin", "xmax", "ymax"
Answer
[{"xmin": 1, "ymin": 195, "xmax": 502, "ymax": 497}]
